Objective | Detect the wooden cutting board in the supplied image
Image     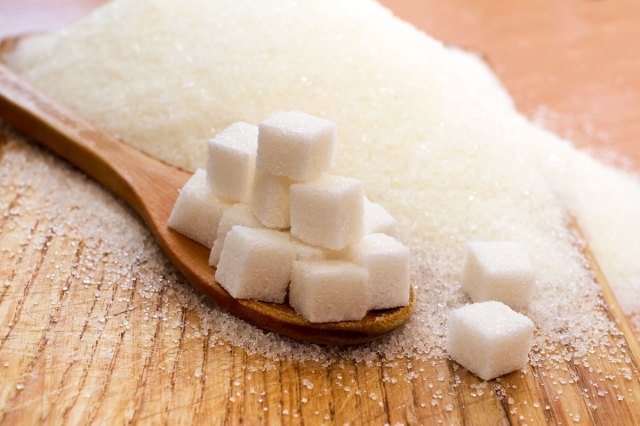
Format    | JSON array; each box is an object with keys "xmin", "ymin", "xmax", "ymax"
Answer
[{"xmin": 1, "ymin": 1, "xmax": 639, "ymax": 424}]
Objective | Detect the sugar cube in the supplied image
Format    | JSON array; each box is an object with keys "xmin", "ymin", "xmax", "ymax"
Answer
[
  {"xmin": 446, "ymin": 301, "xmax": 534, "ymax": 381},
  {"xmin": 364, "ymin": 198, "xmax": 398, "ymax": 237},
  {"xmin": 290, "ymin": 175, "xmax": 365, "ymax": 250},
  {"xmin": 209, "ymin": 204, "xmax": 263, "ymax": 267},
  {"xmin": 290, "ymin": 237, "xmax": 327, "ymax": 261},
  {"xmin": 462, "ymin": 242, "xmax": 535, "ymax": 309},
  {"xmin": 251, "ymin": 169, "xmax": 292, "ymax": 229},
  {"xmin": 289, "ymin": 260, "xmax": 369, "ymax": 323},
  {"xmin": 206, "ymin": 122, "xmax": 258, "ymax": 202},
  {"xmin": 168, "ymin": 169, "xmax": 231, "ymax": 248},
  {"xmin": 257, "ymin": 111, "xmax": 335, "ymax": 181},
  {"xmin": 347, "ymin": 233, "xmax": 410, "ymax": 310},
  {"xmin": 215, "ymin": 226, "xmax": 295, "ymax": 303}
]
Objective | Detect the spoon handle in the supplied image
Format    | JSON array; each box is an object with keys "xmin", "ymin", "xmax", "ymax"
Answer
[{"xmin": 0, "ymin": 64, "xmax": 187, "ymax": 223}]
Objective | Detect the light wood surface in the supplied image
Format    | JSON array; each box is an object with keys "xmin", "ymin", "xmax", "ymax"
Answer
[{"xmin": 1, "ymin": 1, "xmax": 639, "ymax": 424}]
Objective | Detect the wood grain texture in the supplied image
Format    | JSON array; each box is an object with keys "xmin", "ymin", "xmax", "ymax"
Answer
[{"xmin": 1, "ymin": 0, "xmax": 640, "ymax": 424}]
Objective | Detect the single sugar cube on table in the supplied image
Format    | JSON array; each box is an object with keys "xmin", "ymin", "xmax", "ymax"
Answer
[
  {"xmin": 215, "ymin": 226, "xmax": 295, "ymax": 303},
  {"xmin": 289, "ymin": 260, "xmax": 369, "ymax": 323},
  {"xmin": 209, "ymin": 204, "xmax": 263, "ymax": 267},
  {"xmin": 257, "ymin": 111, "xmax": 335, "ymax": 182},
  {"xmin": 446, "ymin": 301, "xmax": 534, "ymax": 381},
  {"xmin": 168, "ymin": 169, "xmax": 231, "ymax": 248},
  {"xmin": 462, "ymin": 241, "xmax": 535, "ymax": 309},
  {"xmin": 206, "ymin": 122, "xmax": 258, "ymax": 202},
  {"xmin": 251, "ymin": 169, "xmax": 292, "ymax": 229},
  {"xmin": 348, "ymin": 233, "xmax": 410, "ymax": 310},
  {"xmin": 290, "ymin": 175, "xmax": 365, "ymax": 250},
  {"xmin": 364, "ymin": 198, "xmax": 398, "ymax": 237}
]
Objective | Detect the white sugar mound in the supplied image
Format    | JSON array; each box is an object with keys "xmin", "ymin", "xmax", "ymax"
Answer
[{"xmin": 5, "ymin": 0, "xmax": 640, "ymax": 362}]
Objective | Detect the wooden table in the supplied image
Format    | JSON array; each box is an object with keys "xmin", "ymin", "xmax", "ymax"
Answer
[{"xmin": 1, "ymin": 1, "xmax": 639, "ymax": 424}]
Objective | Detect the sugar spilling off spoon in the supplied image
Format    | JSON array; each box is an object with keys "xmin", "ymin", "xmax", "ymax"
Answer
[{"xmin": 4, "ymin": 0, "xmax": 639, "ymax": 368}]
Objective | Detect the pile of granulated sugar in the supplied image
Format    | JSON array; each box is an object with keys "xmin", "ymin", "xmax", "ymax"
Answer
[{"xmin": 4, "ymin": 0, "xmax": 639, "ymax": 361}]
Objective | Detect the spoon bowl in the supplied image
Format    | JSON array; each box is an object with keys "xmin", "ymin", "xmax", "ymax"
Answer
[{"xmin": 0, "ymin": 64, "xmax": 414, "ymax": 345}]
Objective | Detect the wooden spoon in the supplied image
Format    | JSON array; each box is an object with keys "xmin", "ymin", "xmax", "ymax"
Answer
[{"xmin": 0, "ymin": 64, "xmax": 414, "ymax": 345}]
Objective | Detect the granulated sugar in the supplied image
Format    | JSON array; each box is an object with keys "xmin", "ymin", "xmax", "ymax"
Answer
[
  {"xmin": 3, "ymin": 0, "xmax": 640, "ymax": 365},
  {"xmin": 2, "ymin": 129, "xmax": 620, "ymax": 370}
]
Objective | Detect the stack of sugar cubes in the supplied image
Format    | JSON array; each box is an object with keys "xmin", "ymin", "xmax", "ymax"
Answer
[
  {"xmin": 447, "ymin": 242, "xmax": 537, "ymax": 380},
  {"xmin": 168, "ymin": 111, "xmax": 410, "ymax": 323}
]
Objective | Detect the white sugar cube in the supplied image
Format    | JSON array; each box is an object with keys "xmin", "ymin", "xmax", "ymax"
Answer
[
  {"xmin": 209, "ymin": 204, "xmax": 263, "ymax": 267},
  {"xmin": 462, "ymin": 242, "xmax": 535, "ymax": 309},
  {"xmin": 257, "ymin": 111, "xmax": 335, "ymax": 182},
  {"xmin": 206, "ymin": 122, "xmax": 258, "ymax": 202},
  {"xmin": 290, "ymin": 237, "xmax": 327, "ymax": 261},
  {"xmin": 168, "ymin": 169, "xmax": 231, "ymax": 248},
  {"xmin": 289, "ymin": 260, "xmax": 369, "ymax": 323},
  {"xmin": 348, "ymin": 233, "xmax": 410, "ymax": 310},
  {"xmin": 215, "ymin": 226, "xmax": 295, "ymax": 303},
  {"xmin": 446, "ymin": 301, "xmax": 534, "ymax": 381},
  {"xmin": 250, "ymin": 169, "xmax": 292, "ymax": 229},
  {"xmin": 290, "ymin": 175, "xmax": 365, "ymax": 250},
  {"xmin": 364, "ymin": 198, "xmax": 398, "ymax": 237}
]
